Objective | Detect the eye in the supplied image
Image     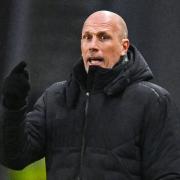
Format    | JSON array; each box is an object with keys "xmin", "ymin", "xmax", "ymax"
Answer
[
  {"xmin": 82, "ymin": 34, "xmax": 92, "ymax": 41},
  {"xmin": 99, "ymin": 34, "xmax": 111, "ymax": 41}
]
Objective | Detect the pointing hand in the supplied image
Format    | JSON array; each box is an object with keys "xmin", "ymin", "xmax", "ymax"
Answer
[{"xmin": 2, "ymin": 61, "xmax": 30, "ymax": 109}]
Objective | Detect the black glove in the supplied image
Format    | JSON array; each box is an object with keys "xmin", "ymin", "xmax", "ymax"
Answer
[{"xmin": 2, "ymin": 61, "xmax": 30, "ymax": 110}]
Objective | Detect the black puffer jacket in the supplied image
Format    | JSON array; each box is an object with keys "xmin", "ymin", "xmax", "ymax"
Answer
[{"xmin": 1, "ymin": 45, "xmax": 180, "ymax": 180}]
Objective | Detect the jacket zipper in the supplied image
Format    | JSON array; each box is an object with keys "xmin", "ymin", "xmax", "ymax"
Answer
[{"xmin": 78, "ymin": 92, "xmax": 90, "ymax": 180}]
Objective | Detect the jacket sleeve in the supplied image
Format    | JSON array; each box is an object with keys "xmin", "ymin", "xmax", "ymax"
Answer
[
  {"xmin": 0, "ymin": 92, "xmax": 47, "ymax": 170},
  {"xmin": 142, "ymin": 89, "xmax": 180, "ymax": 179}
]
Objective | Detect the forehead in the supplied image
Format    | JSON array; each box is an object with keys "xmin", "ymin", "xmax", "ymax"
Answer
[{"xmin": 82, "ymin": 15, "xmax": 120, "ymax": 34}]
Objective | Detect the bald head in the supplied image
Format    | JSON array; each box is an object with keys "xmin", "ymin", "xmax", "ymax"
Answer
[{"xmin": 82, "ymin": 10, "xmax": 128, "ymax": 39}]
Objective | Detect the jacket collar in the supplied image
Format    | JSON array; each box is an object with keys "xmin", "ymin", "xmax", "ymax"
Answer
[
  {"xmin": 73, "ymin": 55, "xmax": 129, "ymax": 94},
  {"xmin": 65, "ymin": 44, "xmax": 154, "ymax": 107}
]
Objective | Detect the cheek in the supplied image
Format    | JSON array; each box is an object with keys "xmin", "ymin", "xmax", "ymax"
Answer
[
  {"xmin": 81, "ymin": 42, "xmax": 86, "ymax": 53},
  {"xmin": 103, "ymin": 46, "xmax": 122, "ymax": 66},
  {"xmin": 112, "ymin": 43, "xmax": 122, "ymax": 56},
  {"xmin": 104, "ymin": 46, "xmax": 121, "ymax": 58},
  {"xmin": 81, "ymin": 44, "xmax": 89, "ymax": 57},
  {"xmin": 81, "ymin": 44, "xmax": 84, "ymax": 53}
]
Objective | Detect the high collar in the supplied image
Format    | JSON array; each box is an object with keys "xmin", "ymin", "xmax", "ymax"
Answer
[
  {"xmin": 73, "ymin": 55, "xmax": 129, "ymax": 94},
  {"xmin": 65, "ymin": 44, "xmax": 154, "ymax": 107}
]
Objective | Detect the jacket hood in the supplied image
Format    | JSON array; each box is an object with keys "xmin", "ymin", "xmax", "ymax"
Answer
[
  {"xmin": 126, "ymin": 45, "xmax": 153, "ymax": 83},
  {"xmin": 65, "ymin": 44, "xmax": 153, "ymax": 106},
  {"xmin": 104, "ymin": 44, "xmax": 153, "ymax": 95}
]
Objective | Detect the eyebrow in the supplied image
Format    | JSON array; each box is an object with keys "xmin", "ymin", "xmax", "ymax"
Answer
[{"xmin": 83, "ymin": 31, "xmax": 110, "ymax": 35}]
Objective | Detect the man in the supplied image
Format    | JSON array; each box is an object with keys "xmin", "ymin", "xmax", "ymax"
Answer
[{"xmin": 0, "ymin": 10, "xmax": 180, "ymax": 180}]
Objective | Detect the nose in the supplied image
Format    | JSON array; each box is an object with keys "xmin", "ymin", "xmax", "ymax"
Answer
[{"xmin": 88, "ymin": 37, "xmax": 99, "ymax": 52}]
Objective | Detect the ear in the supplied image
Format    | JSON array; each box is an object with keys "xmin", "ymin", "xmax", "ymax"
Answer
[{"xmin": 121, "ymin": 39, "xmax": 130, "ymax": 56}]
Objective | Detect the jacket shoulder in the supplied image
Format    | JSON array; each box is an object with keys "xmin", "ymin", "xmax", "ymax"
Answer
[
  {"xmin": 138, "ymin": 81, "xmax": 170, "ymax": 98},
  {"xmin": 125, "ymin": 81, "xmax": 171, "ymax": 104},
  {"xmin": 128, "ymin": 81, "xmax": 169, "ymax": 96},
  {"xmin": 45, "ymin": 81, "xmax": 67, "ymax": 94}
]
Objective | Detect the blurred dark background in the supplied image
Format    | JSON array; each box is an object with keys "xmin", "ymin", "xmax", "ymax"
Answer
[{"xmin": 0, "ymin": 0, "xmax": 180, "ymax": 178}]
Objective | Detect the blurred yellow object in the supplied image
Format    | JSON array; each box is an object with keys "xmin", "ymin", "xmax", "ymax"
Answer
[{"xmin": 8, "ymin": 159, "xmax": 46, "ymax": 180}]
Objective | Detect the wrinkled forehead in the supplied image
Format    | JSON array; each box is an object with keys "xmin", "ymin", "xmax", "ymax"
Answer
[{"xmin": 82, "ymin": 13, "xmax": 121, "ymax": 34}]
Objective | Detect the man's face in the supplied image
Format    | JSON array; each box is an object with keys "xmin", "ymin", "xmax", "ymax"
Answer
[{"xmin": 81, "ymin": 13, "xmax": 129, "ymax": 72}]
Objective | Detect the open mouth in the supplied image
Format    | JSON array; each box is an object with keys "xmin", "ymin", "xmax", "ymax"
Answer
[{"xmin": 87, "ymin": 57, "xmax": 104, "ymax": 66}]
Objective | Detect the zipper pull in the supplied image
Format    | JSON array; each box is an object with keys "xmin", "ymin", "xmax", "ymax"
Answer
[{"xmin": 86, "ymin": 92, "xmax": 90, "ymax": 96}]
